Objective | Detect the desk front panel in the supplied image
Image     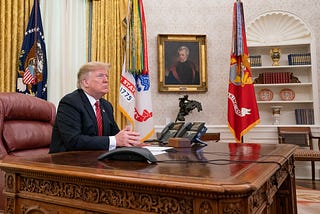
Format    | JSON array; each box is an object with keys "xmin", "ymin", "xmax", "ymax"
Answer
[{"xmin": 0, "ymin": 143, "xmax": 297, "ymax": 214}]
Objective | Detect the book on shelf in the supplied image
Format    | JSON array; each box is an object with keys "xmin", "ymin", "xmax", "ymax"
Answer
[
  {"xmin": 288, "ymin": 53, "xmax": 311, "ymax": 65},
  {"xmin": 249, "ymin": 55, "xmax": 262, "ymax": 67},
  {"xmin": 263, "ymin": 72, "xmax": 291, "ymax": 84},
  {"xmin": 295, "ymin": 108, "xmax": 314, "ymax": 125},
  {"xmin": 254, "ymin": 72, "xmax": 300, "ymax": 84},
  {"xmin": 260, "ymin": 72, "xmax": 291, "ymax": 84}
]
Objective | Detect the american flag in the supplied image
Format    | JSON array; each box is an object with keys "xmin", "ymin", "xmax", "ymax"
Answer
[
  {"xmin": 22, "ymin": 67, "xmax": 36, "ymax": 84},
  {"xmin": 17, "ymin": 0, "xmax": 48, "ymax": 100}
]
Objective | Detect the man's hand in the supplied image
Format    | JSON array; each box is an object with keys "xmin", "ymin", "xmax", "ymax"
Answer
[{"xmin": 115, "ymin": 126, "xmax": 141, "ymax": 147}]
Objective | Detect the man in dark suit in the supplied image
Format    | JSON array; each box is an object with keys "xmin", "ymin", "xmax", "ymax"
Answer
[{"xmin": 49, "ymin": 62, "xmax": 141, "ymax": 153}]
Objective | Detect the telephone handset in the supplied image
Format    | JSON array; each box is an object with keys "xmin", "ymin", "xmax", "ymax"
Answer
[
  {"xmin": 158, "ymin": 122, "xmax": 185, "ymax": 143},
  {"xmin": 144, "ymin": 121, "xmax": 207, "ymax": 145},
  {"xmin": 176, "ymin": 122, "xmax": 207, "ymax": 145},
  {"xmin": 144, "ymin": 122, "xmax": 185, "ymax": 144},
  {"xmin": 175, "ymin": 122, "xmax": 193, "ymax": 137}
]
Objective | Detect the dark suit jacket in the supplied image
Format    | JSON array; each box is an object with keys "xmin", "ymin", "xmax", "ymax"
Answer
[{"xmin": 49, "ymin": 89, "xmax": 120, "ymax": 153}]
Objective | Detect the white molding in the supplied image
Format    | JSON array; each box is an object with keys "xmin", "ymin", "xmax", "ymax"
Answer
[{"xmin": 247, "ymin": 11, "xmax": 311, "ymax": 46}]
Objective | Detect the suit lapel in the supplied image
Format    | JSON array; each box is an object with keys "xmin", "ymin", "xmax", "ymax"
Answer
[
  {"xmin": 79, "ymin": 90, "xmax": 98, "ymax": 130},
  {"xmin": 79, "ymin": 90, "xmax": 112, "ymax": 136}
]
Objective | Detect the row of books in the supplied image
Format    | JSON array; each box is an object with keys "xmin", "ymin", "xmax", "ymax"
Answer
[
  {"xmin": 249, "ymin": 55, "xmax": 262, "ymax": 67},
  {"xmin": 288, "ymin": 53, "xmax": 311, "ymax": 65},
  {"xmin": 295, "ymin": 108, "xmax": 314, "ymax": 125},
  {"xmin": 249, "ymin": 53, "xmax": 311, "ymax": 67},
  {"xmin": 258, "ymin": 72, "xmax": 293, "ymax": 84}
]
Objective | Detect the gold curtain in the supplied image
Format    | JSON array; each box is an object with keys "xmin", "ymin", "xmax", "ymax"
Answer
[
  {"xmin": 0, "ymin": 0, "xmax": 34, "ymax": 92},
  {"xmin": 90, "ymin": 0, "xmax": 127, "ymax": 128},
  {"xmin": 1, "ymin": 0, "xmax": 127, "ymax": 127}
]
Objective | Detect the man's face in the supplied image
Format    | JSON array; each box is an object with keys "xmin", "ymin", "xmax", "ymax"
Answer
[
  {"xmin": 178, "ymin": 50, "xmax": 188, "ymax": 62},
  {"xmin": 83, "ymin": 69, "xmax": 109, "ymax": 99}
]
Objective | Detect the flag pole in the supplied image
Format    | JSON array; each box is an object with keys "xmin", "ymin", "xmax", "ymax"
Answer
[{"xmin": 34, "ymin": 0, "xmax": 38, "ymax": 73}]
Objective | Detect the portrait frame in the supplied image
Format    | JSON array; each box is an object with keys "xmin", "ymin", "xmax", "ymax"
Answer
[{"xmin": 157, "ymin": 34, "xmax": 207, "ymax": 92}]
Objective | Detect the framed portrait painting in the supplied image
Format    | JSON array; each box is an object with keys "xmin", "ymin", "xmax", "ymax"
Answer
[{"xmin": 157, "ymin": 34, "xmax": 207, "ymax": 92}]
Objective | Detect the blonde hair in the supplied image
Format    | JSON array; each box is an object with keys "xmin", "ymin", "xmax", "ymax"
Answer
[{"xmin": 77, "ymin": 61, "xmax": 111, "ymax": 89}]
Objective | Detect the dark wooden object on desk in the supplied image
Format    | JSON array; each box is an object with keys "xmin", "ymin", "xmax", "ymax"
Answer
[
  {"xmin": 168, "ymin": 138, "xmax": 192, "ymax": 148},
  {"xmin": 0, "ymin": 143, "xmax": 297, "ymax": 214},
  {"xmin": 200, "ymin": 132, "xmax": 220, "ymax": 142},
  {"xmin": 278, "ymin": 127, "xmax": 320, "ymax": 180}
]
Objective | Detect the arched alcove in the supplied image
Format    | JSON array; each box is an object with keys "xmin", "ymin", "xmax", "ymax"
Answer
[
  {"xmin": 243, "ymin": 11, "xmax": 319, "ymax": 157},
  {"xmin": 247, "ymin": 11, "xmax": 311, "ymax": 46}
]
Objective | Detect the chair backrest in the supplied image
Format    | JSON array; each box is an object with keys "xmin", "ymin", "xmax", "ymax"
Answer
[
  {"xmin": 278, "ymin": 127, "xmax": 313, "ymax": 149},
  {"xmin": 0, "ymin": 92, "xmax": 56, "ymax": 158}
]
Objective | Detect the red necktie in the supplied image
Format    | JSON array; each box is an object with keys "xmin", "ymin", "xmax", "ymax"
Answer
[{"xmin": 95, "ymin": 101, "xmax": 103, "ymax": 136}]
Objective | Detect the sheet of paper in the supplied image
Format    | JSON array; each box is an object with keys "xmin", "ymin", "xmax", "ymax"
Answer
[{"xmin": 143, "ymin": 146, "xmax": 173, "ymax": 156}]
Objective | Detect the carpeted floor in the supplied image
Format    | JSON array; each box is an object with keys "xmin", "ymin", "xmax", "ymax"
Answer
[{"xmin": 296, "ymin": 187, "xmax": 320, "ymax": 214}]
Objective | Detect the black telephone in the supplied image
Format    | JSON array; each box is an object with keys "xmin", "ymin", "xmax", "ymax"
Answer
[
  {"xmin": 176, "ymin": 122, "xmax": 207, "ymax": 145},
  {"xmin": 144, "ymin": 122, "xmax": 185, "ymax": 144},
  {"xmin": 145, "ymin": 121, "xmax": 207, "ymax": 145}
]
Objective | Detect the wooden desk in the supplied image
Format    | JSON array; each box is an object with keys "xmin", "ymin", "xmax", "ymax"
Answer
[{"xmin": 0, "ymin": 143, "xmax": 297, "ymax": 214}]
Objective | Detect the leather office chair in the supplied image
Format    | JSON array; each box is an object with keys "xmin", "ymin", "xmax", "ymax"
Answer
[
  {"xmin": 278, "ymin": 127, "xmax": 320, "ymax": 180},
  {"xmin": 0, "ymin": 92, "xmax": 56, "ymax": 210}
]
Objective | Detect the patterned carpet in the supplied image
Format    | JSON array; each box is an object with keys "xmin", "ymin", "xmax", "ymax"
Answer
[{"xmin": 297, "ymin": 187, "xmax": 320, "ymax": 214}]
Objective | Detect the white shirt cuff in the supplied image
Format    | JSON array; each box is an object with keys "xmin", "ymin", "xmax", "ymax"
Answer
[{"xmin": 109, "ymin": 136, "xmax": 116, "ymax": 151}]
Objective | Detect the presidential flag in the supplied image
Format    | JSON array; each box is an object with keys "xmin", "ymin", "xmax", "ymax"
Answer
[
  {"xmin": 119, "ymin": 0, "xmax": 154, "ymax": 141},
  {"xmin": 17, "ymin": 0, "xmax": 48, "ymax": 100},
  {"xmin": 227, "ymin": 0, "xmax": 260, "ymax": 142}
]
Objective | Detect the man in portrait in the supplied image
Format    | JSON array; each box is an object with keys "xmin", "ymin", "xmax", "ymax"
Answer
[{"xmin": 165, "ymin": 45, "xmax": 200, "ymax": 85}]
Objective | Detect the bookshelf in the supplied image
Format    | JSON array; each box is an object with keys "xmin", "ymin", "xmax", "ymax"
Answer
[{"xmin": 246, "ymin": 11, "xmax": 319, "ymax": 128}]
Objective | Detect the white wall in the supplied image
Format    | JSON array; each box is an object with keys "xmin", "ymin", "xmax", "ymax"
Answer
[
  {"xmin": 143, "ymin": 0, "xmax": 320, "ymax": 179},
  {"xmin": 143, "ymin": 0, "xmax": 320, "ymax": 130}
]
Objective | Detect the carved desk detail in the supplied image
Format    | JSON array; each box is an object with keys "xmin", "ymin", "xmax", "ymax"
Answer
[{"xmin": 0, "ymin": 143, "xmax": 297, "ymax": 214}]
